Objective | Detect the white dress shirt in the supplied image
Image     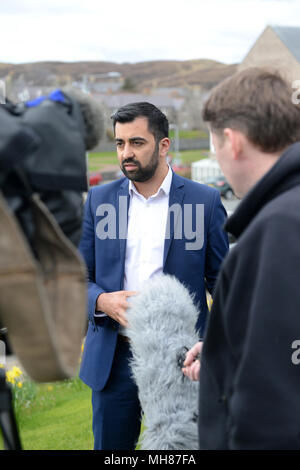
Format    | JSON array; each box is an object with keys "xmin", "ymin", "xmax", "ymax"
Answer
[
  {"xmin": 124, "ymin": 166, "xmax": 172, "ymax": 292},
  {"xmin": 96, "ymin": 166, "xmax": 172, "ymax": 335},
  {"xmin": 119, "ymin": 165, "xmax": 172, "ymax": 335}
]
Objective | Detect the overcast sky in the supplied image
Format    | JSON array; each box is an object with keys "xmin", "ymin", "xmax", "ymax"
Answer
[{"xmin": 1, "ymin": 0, "xmax": 299, "ymax": 64}]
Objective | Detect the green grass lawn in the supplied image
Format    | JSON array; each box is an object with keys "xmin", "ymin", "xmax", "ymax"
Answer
[
  {"xmin": 169, "ymin": 129, "xmax": 208, "ymax": 140},
  {"xmin": 0, "ymin": 375, "xmax": 94, "ymax": 450},
  {"xmin": 87, "ymin": 151, "xmax": 118, "ymax": 171},
  {"xmin": 174, "ymin": 149, "xmax": 209, "ymax": 164},
  {"xmin": 20, "ymin": 380, "xmax": 93, "ymax": 450},
  {"xmin": 0, "ymin": 370, "xmax": 145, "ymax": 450}
]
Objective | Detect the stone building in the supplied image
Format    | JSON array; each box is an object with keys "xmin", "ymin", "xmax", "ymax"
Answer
[{"xmin": 239, "ymin": 25, "xmax": 300, "ymax": 82}]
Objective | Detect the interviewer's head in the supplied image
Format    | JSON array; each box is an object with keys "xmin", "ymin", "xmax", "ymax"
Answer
[
  {"xmin": 202, "ymin": 68, "xmax": 300, "ymax": 197},
  {"xmin": 203, "ymin": 67, "xmax": 300, "ymax": 153}
]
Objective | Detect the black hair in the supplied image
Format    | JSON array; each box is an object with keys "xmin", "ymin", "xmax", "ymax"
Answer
[{"xmin": 111, "ymin": 102, "xmax": 169, "ymax": 142}]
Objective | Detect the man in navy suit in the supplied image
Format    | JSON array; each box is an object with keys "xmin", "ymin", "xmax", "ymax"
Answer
[{"xmin": 79, "ymin": 102, "xmax": 229, "ymax": 450}]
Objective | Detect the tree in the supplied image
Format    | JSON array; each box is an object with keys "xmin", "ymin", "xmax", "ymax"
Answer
[{"xmin": 122, "ymin": 77, "xmax": 136, "ymax": 92}]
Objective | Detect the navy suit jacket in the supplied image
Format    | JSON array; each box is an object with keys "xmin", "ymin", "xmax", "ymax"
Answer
[{"xmin": 79, "ymin": 172, "xmax": 229, "ymax": 390}]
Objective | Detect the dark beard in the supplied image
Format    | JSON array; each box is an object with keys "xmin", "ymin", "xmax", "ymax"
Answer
[{"xmin": 121, "ymin": 145, "xmax": 159, "ymax": 182}]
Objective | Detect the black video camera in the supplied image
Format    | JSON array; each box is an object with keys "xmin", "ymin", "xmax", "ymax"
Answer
[
  {"xmin": 0, "ymin": 90, "xmax": 92, "ymax": 249},
  {"xmin": 0, "ymin": 89, "xmax": 104, "ymax": 384}
]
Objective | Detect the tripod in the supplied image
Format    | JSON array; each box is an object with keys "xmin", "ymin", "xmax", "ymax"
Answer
[{"xmin": 0, "ymin": 368, "xmax": 22, "ymax": 450}]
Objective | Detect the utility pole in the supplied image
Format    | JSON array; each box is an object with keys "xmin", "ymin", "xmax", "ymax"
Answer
[{"xmin": 170, "ymin": 123, "xmax": 180, "ymax": 158}]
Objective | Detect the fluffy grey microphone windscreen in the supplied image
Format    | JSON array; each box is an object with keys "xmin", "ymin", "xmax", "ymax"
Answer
[
  {"xmin": 64, "ymin": 88, "xmax": 105, "ymax": 150},
  {"xmin": 127, "ymin": 274, "xmax": 200, "ymax": 450}
]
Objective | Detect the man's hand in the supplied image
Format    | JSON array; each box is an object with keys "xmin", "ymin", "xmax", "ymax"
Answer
[
  {"xmin": 96, "ymin": 291, "xmax": 138, "ymax": 328},
  {"xmin": 182, "ymin": 341, "xmax": 203, "ymax": 381}
]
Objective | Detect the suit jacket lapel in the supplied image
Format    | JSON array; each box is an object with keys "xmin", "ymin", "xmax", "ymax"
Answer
[{"xmin": 163, "ymin": 172, "xmax": 185, "ymax": 267}]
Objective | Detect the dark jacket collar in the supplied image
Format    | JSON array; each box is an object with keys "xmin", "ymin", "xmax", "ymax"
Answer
[{"xmin": 226, "ymin": 142, "xmax": 300, "ymax": 239}]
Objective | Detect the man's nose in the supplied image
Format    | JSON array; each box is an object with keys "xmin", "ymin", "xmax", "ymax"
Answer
[{"xmin": 122, "ymin": 143, "xmax": 134, "ymax": 159}]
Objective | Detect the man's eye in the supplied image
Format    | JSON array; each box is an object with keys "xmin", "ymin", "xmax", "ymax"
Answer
[
  {"xmin": 116, "ymin": 142, "xmax": 124, "ymax": 147},
  {"xmin": 133, "ymin": 141, "xmax": 143, "ymax": 146}
]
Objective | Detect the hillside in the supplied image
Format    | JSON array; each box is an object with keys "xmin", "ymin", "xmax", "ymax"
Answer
[{"xmin": 0, "ymin": 59, "xmax": 238, "ymax": 91}]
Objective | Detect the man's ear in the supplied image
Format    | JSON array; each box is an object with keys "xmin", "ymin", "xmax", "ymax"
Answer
[
  {"xmin": 159, "ymin": 137, "xmax": 171, "ymax": 157},
  {"xmin": 223, "ymin": 128, "xmax": 244, "ymax": 160}
]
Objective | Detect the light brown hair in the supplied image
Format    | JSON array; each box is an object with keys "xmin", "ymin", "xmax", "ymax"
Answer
[{"xmin": 202, "ymin": 67, "xmax": 300, "ymax": 153}]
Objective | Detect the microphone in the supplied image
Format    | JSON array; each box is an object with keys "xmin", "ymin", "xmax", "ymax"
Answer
[
  {"xmin": 62, "ymin": 88, "xmax": 105, "ymax": 151},
  {"xmin": 127, "ymin": 274, "xmax": 200, "ymax": 450}
]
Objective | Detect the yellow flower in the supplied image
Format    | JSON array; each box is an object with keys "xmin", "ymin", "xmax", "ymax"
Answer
[
  {"xmin": 17, "ymin": 382, "xmax": 23, "ymax": 388},
  {"xmin": 5, "ymin": 365, "xmax": 24, "ymax": 386},
  {"xmin": 12, "ymin": 366, "xmax": 23, "ymax": 377},
  {"xmin": 6, "ymin": 373, "xmax": 15, "ymax": 385},
  {"xmin": 47, "ymin": 385, "xmax": 53, "ymax": 391}
]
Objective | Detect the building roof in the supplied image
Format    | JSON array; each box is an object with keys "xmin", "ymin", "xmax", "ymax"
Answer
[{"xmin": 271, "ymin": 25, "xmax": 300, "ymax": 63}]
